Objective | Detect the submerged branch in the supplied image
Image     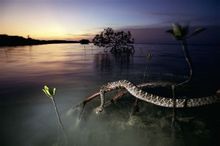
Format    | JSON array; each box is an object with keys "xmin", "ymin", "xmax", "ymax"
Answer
[
  {"xmin": 71, "ymin": 81, "xmax": 173, "ymax": 113},
  {"xmin": 69, "ymin": 80, "xmax": 220, "ymax": 125}
]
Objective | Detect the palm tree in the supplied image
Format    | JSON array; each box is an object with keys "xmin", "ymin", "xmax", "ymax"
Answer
[{"xmin": 166, "ymin": 23, "xmax": 205, "ymax": 127}]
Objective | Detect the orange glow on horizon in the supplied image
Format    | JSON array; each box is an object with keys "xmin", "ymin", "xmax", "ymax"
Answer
[
  {"xmin": 1, "ymin": 26, "xmax": 95, "ymax": 41},
  {"xmin": 0, "ymin": 2, "xmax": 97, "ymax": 41},
  {"xmin": 1, "ymin": 22, "xmax": 95, "ymax": 40},
  {"xmin": 0, "ymin": 32, "xmax": 94, "ymax": 41}
]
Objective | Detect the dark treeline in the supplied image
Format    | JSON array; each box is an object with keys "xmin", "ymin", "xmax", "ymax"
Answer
[{"xmin": 0, "ymin": 34, "xmax": 90, "ymax": 46}]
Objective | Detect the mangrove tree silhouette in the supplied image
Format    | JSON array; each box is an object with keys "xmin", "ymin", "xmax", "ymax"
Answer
[{"xmin": 92, "ymin": 28, "xmax": 135, "ymax": 55}]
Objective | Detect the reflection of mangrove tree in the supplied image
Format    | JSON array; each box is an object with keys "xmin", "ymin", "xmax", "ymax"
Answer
[
  {"xmin": 94, "ymin": 52, "xmax": 112, "ymax": 72},
  {"xmin": 94, "ymin": 52, "xmax": 133, "ymax": 73}
]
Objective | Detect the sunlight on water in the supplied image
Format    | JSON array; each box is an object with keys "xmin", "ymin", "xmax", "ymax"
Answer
[
  {"xmin": 0, "ymin": 44, "xmax": 220, "ymax": 146},
  {"xmin": 0, "ymin": 44, "xmax": 94, "ymax": 82}
]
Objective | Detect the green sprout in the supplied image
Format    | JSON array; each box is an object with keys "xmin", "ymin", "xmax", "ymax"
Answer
[
  {"xmin": 42, "ymin": 85, "xmax": 68, "ymax": 144},
  {"xmin": 42, "ymin": 85, "xmax": 56, "ymax": 99}
]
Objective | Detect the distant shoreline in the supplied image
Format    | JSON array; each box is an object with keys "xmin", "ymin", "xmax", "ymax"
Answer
[
  {"xmin": 0, "ymin": 40, "xmax": 79, "ymax": 47},
  {"xmin": 0, "ymin": 34, "xmax": 89, "ymax": 47},
  {"xmin": 1, "ymin": 34, "xmax": 218, "ymax": 47}
]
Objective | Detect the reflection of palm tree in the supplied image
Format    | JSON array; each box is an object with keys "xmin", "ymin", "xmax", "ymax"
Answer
[{"xmin": 167, "ymin": 23, "xmax": 206, "ymax": 86}]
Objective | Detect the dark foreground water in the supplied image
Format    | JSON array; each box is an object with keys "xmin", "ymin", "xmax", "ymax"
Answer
[{"xmin": 0, "ymin": 44, "xmax": 220, "ymax": 146}]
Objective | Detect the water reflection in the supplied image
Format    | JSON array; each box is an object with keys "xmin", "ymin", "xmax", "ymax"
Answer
[
  {"xmin": 94, "ymin": 52, "xmax": 112, "ymax": 72},
  {"xmin": 94, "ymin": 51, "xmax": 134, "ymax": 73},
  {"xmin": 113, "ymin": 53, "xmax": 134, "ymax": 70}
]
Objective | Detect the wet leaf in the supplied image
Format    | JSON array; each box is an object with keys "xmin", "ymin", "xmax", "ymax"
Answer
[{"xmin": 42, "ymin": 85, "xmax": 53, "ymax": 98}]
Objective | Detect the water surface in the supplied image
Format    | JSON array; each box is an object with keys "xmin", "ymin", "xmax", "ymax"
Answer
[{"xmin": 1, "ymin": 44, "xmax": 220, "ymax": 146}]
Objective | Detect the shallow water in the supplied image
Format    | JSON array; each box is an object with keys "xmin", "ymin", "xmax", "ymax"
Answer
[{"xmin": 0, "ymin": 44, "xmax": 220, "ymax": 146}]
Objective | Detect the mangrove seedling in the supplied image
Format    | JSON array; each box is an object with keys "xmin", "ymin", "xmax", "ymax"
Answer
[
  {"xmin": 143, "ymin": 50, "xmax": 152, "ymax": 82},
  {"xmin": 166, "ymin": 23, "xmax": 206, "ymax": 127},
  {"xmin": 166, "ymin": 23, "xmax": 206, "ymax": 86},
  {"xmin": 130, "ymin": 50, "xmax": 153, "ymax": 116},
  {"xmin": 42, "ymin": 85, "xmax": 68, "ymax": 144}
]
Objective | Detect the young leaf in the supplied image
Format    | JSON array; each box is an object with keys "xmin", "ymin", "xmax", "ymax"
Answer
[
  {"xmin": 44, "ymin": 85, "xmax": 49, "ymax": 91},
  {"xmin": 53, "ymin": 88, "xmax": 56, "ymax": 96},
  {"xmin": 42, "ymin": 85, "xmax": 53, "ymax": 98},
  {"xmin": 172, "ymin": 23, "xmax": 182, "ymax": 39},
  {"xmin": 46, "ymin": 89, "xmax": 51, "ymax": 97},
  {"xmin": 42, "ymin": 89, "xmax": 48, "ymax": 96},
  {"xmin": 189, "ymin": 27, "xmax": 206, "ymax": 38}
]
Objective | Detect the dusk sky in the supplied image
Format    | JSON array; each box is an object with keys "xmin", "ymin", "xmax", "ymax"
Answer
[{"xmin": 0, "ymin": 0, "xmax": 219, "ymax": 42}]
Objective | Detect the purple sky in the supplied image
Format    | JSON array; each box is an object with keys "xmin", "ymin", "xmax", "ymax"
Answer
[{"xmin": 0, "ymin": 0, "xmax": 219, "ymax": 42}]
